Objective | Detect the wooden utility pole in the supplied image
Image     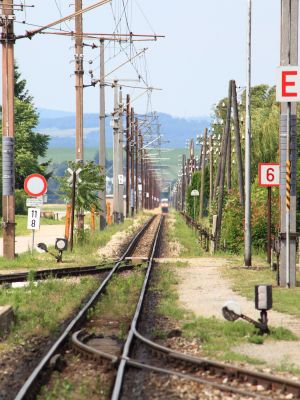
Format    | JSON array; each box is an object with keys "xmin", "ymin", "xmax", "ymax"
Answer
[
  {"xmin": 125, "ymin": 94, "xmax": 130, "ymax": 217},
  {"xmin": 232, "ymin": 80, "xmax": 245, "ymax": 207},
  {"xmin": 75, "ymin": 0, "xmax": 84, "ymax": 229},
  {"xmin": 118, "ymin": 86, "xmax": 124, "ymax": 222},
  {"xmin": 112, "ymin": 80, "xmax": 119, "ymax": 223},
  {"xmin": 130, "ymin": 107, "xmax": 135, "ymax": 216},
  {"xmin": 215, "ymin": 81, "xmax": 232, "ymax": 248},
  {"xmin": 279, "ymin": 0, "xmax": 298, "ymax": 287},
  {"xmin": 1, "ymin": 0, "xmax": 15, "ymax": 259},
  {"xmin": 135, "ymin": 118, "xmax": 139, "ymax": 212},
  {"xmin": 227, "ymin": 125, "xmax": 232, "ymax": 190},
  {"xmin": 199, "ymin": 128, "xmax": 207, "ymax": 218},
  {"xmin": 209, "ymin": 134, "xmax": 213, "ymax": 211},
  {"xmin": 99, "ymin": 39, "xmax": 106, "ymax": 230}
]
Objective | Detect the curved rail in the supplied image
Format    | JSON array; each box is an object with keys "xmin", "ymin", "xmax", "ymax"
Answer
[
  {"xmin": 111, "ymin": 215, "xmax": 163, "ymax": 400},
  {"xmin": 71, "ymin": 330, "xmax": 266, "ymax": 399},
  {"xmin": 15, "ymin": 215, "xmax": 155, "ymax": 400}
]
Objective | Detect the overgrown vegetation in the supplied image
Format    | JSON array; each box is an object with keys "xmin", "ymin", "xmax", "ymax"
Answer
[
  {"xmin": 184, "ymin": 84, "xmax": 285, "ymax": 254},
  {"xmin": 0, "ymin": 276, "xmax": 98, "ymax": 346},
  {"xmin": 167, "ymin": 210, "xmax": 203, "ymax": 257}
]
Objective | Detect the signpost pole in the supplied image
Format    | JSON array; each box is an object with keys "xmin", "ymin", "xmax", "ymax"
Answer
[
  {"xmin": 267, "ymin": 186, "xmax": 272, "ymax": 265},
  {"xmin": 31, "ymin": 229, "xmax": 35, "ymax": 255},
  {"xmin": 70, "ymin": 171, "xmax": 76, "ymax": 252}
]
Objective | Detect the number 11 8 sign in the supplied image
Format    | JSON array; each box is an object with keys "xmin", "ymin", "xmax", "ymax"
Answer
[
  {"xmin": 258, "ymin": 163, "xmax": 280, "ymax": 187},
  {"xmin": 27, "ymin": 208, "xmax": 41, "ymax": 230}
]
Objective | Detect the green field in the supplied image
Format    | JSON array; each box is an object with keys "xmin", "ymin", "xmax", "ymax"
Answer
[{"xmin": 42, "ymin": 147, "xmax": 186, "ymax": 181}]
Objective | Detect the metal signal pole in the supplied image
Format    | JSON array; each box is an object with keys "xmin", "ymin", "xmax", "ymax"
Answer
[
  {"xmin": 99, "ymin": 39, "xmax": 106, "ymax": 230},
  {"xmin": 279, "ymin": 0, "xmax": 298, "ymax": 287},
  {"xmin": 1, "ymin": 0, "xmax": 15, "ymax": 259},
  {"xmin": 244, "ymin": 0, "xmax": 252, "ymax": 267}
]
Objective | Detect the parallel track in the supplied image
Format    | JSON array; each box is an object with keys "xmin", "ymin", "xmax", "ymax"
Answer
[
  {"xmin": 14, "ymin": 215, "xmax": 156, "ymax": 400},
  {"xmin": 0, "ymin": 262, "xmax": 140, "ymax": 284}
]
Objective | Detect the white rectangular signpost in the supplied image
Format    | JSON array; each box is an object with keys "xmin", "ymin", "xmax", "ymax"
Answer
[
  {"xmin": 27, "ymin": 207, "xmax": 41, "ymax": 254},
  {"xmin": 259, "ymin": 163, "xmax": 279, "ymax": 266}
]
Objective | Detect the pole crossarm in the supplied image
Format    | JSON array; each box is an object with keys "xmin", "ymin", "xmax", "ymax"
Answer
[{"xmin": 15, "ymin": 0, "xmax": 111, "ymax": 39}]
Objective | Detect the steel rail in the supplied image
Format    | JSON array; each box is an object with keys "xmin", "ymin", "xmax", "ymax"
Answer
[
  {"xmin": 14, "ymin": 216, "xmax": 155, "ymax": 400},
  {"xmin": 111, "ymin": 215, "xmax": 163, "ymax": 400},
  {"xmin": 0, "ymin": 262, "xmax": 142, "ymax": 284},
  {"xmin": 71, "ymin": 330, "xmax": 266, "ymax": 399}
]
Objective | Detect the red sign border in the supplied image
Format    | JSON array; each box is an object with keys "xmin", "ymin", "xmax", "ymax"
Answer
[
  {"xmin": 24, "ymin": 174, "xmax": 47, "ymax": 197},
  {"xmin": 258, "ymin": 163, "xmax": 280, "ymax": 187}
]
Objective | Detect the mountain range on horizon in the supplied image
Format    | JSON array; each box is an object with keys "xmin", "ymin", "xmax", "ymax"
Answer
[{"xmin": 37, "ymin": 108, "xmax": 210, "ymax": 149}]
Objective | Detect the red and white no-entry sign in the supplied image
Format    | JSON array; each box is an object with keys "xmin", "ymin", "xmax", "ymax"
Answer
[
  {"xmin": 258, "ymin": 163, "xmax": 280, "ymax": 187},
  {"xmin": 24, "ymin": 174, "xmax": 47, "ymax": 197}
]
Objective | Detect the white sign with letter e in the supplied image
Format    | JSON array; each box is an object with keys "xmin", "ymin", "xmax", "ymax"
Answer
[
  {"xmin": 258, "ymin": 163, "xmax": 280, "ymax": 187},
  {"xmin": 276, "ymin": 66, "xmax": 300, "ymax": 102},
  {"xmin": 27, "ymin": 208, "xmax": 41, "ymax": 231}
]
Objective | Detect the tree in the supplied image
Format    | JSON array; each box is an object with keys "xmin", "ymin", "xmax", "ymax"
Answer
[
  {"xmin": 0, "ymin": 63, "xmax": 51, "ymax": 213},
  {"xmin": 58, "ymin": 161, "xmax": 105, "ymax": 215},
  {"xmin": 1, "ymin": 64, "xmax": 51, "ymax": 185}
]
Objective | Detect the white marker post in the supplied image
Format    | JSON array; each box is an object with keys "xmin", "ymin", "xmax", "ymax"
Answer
[
  {"xmin": 27, "ymin": 208, "xmax": 41, "ymax": 253},
  {"xmin": 191, "ymin": 189, "xmax": 200, "ymax": 221}
]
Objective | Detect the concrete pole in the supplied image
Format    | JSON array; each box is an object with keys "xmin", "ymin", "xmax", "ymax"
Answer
[
  {"xmin": 279, "ymin": 0, "xmax": 298, "ymax": 287},
  {"xmin": 244, "ymin": 0, "xmax": 252, "ymax": 267},
  {"xmin": 75, "ymin": 0, "xmax": 84, "ymax": 230},
  {"xmin": 112, "ymin": 80, "xmax": 119, "ymax": 223},
  {"xmin": 2, "ymin": 0, "xmax": 15, "ymax": 259},
  {"xmin": 99, "ymin": 39, "xmax": 106, "ymax": 230},
  {"xmin": 200, "ymin": 128, "xmax": 207, "ymax": 218},
  {"xmin": 118, "ymin": 86, "xmax": 124, "ymax": 222},
  {"xmin": 135, "ymin": 119, "xmax": 139, "ymax": 212},
  {"xmin": 75, "ymin": 0, "xmax": 84, "ymax": 162},
  {"xmin": 125, "ymin": 94, "xmax": 130, "ymax": 217},
  {"xmin": 140, "ymin": 134, "xmax": 144, "ymax": 209},
  {"xmin": 130, "ymin": 107, "xmax": 135, "ymax": 216}
]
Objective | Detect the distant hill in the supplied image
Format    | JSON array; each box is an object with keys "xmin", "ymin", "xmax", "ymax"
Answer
[{"xmin": 37, "ymin": 108, "xmax": 209, "ymax": 149}]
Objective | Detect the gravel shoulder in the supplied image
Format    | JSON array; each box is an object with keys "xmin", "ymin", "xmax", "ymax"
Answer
[{"xmin": 168, "ymin": 257, "xmax": 300, "ymax": 368}]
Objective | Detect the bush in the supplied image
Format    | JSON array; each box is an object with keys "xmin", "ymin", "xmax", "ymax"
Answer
[
  {"xmin": 15, "ymin": 189, "xmax": 27, "ymax": 215},
  {"xmin": 220, "ymin": 189, "xmax": 244, "ymax": 253}
]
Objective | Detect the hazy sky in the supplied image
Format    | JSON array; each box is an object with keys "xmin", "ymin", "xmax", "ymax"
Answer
[{"xmin": 5, "ymin": 0, "xmax": 282, "ymax": 117}]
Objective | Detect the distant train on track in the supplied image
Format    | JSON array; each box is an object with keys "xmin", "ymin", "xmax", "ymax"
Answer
[{"xmin": 160, "ymin": 198, "xmax": 169, "ymax": 213}]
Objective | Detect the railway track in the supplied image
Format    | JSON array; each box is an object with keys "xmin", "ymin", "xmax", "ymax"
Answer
[
  {"xmin": 12, "ymin": 213, "xmax": 300, "ymax": 399},
  {"xmin": 71, "ymin": 211, "xmax": 300, "ymax": 400},
  {"xmin": 13, "ymin": 215, "xmax": 157, "ymax": 400},
  {"xmin": 0, "ymin": 262, "xmax": 139, "ymax": 284}
]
